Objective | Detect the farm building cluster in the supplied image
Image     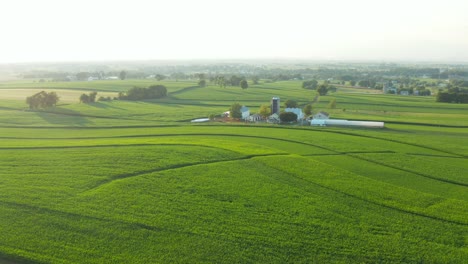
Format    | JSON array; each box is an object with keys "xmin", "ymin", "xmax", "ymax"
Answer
[{"xmin": 214, "ymin": 97, "xmax": 384, "ymax": 128}]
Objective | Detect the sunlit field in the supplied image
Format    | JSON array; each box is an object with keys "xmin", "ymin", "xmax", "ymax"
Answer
[{"xmin": 0, "ymin": 79, "xmax": 467, "ymax": 263}]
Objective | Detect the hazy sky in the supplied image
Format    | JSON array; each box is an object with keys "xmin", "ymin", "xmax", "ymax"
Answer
[{"xmin": 1, "ymin": 0, "xmax": 467, "ymax": 63}]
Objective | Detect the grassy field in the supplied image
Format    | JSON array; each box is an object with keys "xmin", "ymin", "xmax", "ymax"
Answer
[{"xmin": 0, "ymin": 79, "xmax": 467, "ymax": 263}]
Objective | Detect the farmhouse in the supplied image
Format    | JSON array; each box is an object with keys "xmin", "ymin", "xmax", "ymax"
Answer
[
  {"xmin": 400, "ymin": 90, "xmax": 409, "ymax": 96},
  {"xmin": 285, "ymin": 108, "xmax": 304, "ymax": 120},
  {"xmin": 240, "ymin": 106, "xmax": 250, "ymax": 120},
  {"xmin": 248, "ymin": 114, "xmax": 263, "ymax": 122},
  {"xmin": 313, "ymin": 111, "xmax": 330, "ymax": 120},
  {"xmin": 267, "ymin": 113, "xmax": 280, "ymax": 123}
]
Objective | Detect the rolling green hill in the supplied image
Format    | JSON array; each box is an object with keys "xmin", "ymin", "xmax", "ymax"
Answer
[{"xmin": 0, "ymin": 79, "xmax": 467, "ymax": 263}]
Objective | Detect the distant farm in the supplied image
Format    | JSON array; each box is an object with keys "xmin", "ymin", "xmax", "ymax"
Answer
[{"xmin": 0, "ymin": 78, "xmax": 467, "ymax": 263}]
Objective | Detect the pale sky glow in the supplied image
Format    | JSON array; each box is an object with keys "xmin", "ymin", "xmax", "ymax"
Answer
[{"xmin": 1, "ymin": 0, "xmax": 467, "ymax": 63}]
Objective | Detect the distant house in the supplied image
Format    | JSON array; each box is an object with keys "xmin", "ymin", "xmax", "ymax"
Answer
[
  {"xmin": 267, "ymin": 113, "xmax": 280, "ymax": 123},
  {"xmin": 106, "ymin": 76, "xmax": 119, "ymax": 80},
  {"xmin": 383, "ymin": 83, "xmax": 397, "ymax": 94},
  {"xmin": 240, "ymin": 106, "xmax": 250, "ymax": 120},
  {"xmin": 313, "ymin": 111, "xmax": 330, "ymax": 120},
  {"xmin": 285, "ymin": 108, "xmax": 304, "ymax": 120},
  {"xmin": 400, "ymin": 90, "xmax": 409, "ymax": 96},
  {"xmin": 248, "ymin": 114, "xmax": 263, "ymax": 122}
]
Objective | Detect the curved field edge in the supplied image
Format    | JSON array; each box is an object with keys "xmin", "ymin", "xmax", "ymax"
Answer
[
  {"xmin": 257, "ymin": 155, "xmax": 468, "ymax": 225},
  {"xmin": 1, "ymin": 157, "xmax": 466, "ymax": 263}
]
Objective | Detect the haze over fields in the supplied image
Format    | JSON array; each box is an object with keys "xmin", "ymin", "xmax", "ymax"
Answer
[{"xmin": 1, "ymin": 0, "xmax": 468, "ymax": 63}]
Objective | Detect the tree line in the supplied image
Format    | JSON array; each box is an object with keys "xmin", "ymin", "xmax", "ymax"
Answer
[
  {"xmin": 26, "ymin": 91, "xmax": 59, "ymax": 109},
  {"xmin": 436, "ymin": 87, "xmax": 468, "ymax": 103}
]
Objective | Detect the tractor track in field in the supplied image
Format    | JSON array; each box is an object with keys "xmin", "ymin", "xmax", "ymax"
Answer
[
  {"xmin": 83, "ymin": 153, "xmax": 289, "ymax": 192},
  {"xmin": 0, "ymin": 143, "xmax": 239, "ymax": 151},
  {"xmin": 263, "ymin": 162, "xmax": 468, "ymax": 227},
  {"xmin": 348, "ymin": 154, "xmax": 468, "ymax": 187},
  {"xmin": 2, "ymin": 131, "xmax": 465, "ymax": 187},
  {"xmin": 0, "ymin": 200, "xmax": 224, "ymax": 245},
  {"xmin": 1, "ymin": 131, "xmax": 465, "ymax": 187}
]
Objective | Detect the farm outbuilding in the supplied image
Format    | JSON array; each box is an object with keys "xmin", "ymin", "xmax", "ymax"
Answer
[
  {"xmin": 311, "ymin": 119, "xmax": 384, "ymax": 128},
  {"xmin": 285, "ymin": 108, "xmax": 304, "ymax": 120},
  {"xmin": 240, "ymin": 106, "xmax": 250, "ymax": 120},
  {"xmin": 248, "ymin": 114, "xmax": 263, "ymax": 122},
  {"xmin": 313, "ymin": 111, "xmax": 330, "ymax": 120}
]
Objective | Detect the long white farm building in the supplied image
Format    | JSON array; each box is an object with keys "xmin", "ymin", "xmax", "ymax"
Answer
[{"xmin": 311, "ymin": 119, "xmax": 384, "ymax": 128}]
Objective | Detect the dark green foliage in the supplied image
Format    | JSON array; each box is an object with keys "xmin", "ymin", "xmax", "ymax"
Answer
[
  {"xmin": 155, "ymin": 74, "xmax": 166, "ymax": 81},
  {"xmin": 279, "ymin": 111, "xmax": 297, "ymax": 122},
  {"xmin": 317, "ymin": 83, "xmax": 329, "ymax": 95},
  {"xmin": 252, "ymin": 76, "xmax": 259, "ymax": 85},
  {"xmin": 328, "ymin": 98, "xmax": 337, "ymax": 109},
  {"xmin": 76, "ymin": 72, "xmax": 90, "ymax": 81},
  {"xmin": 80, "ymin": 92, "xmax": 98, "ymax": 103},
  {"xmin": 215, "ymin": 76, "xmax": 226, "ymax": 88},
  {"xmin": 229, "ymin": 103, "xmax": 242, "ymax": 118},
  {"xmin": 198, "ymin": 79, "xmax": 207, "ymax": 87},
  {"xmin": 303, "ymin": 104, "xmax": 313, "ymax": 116},
  {"xmin": 302, "ymin": 80, "xmax": 318, "ymax": 90},
  {"xmin": 119, "ymin": 70, "xmax": 127, "ymax": 80},
  {"xmin": 229, "ymin": 75, "xmax": 243, "ymax": 86},
  {"xmin": 98, "ymin": 96, "xmax": 112, "ymax": 102},
  {"xmin": 436, "ymin": 88, "xmax": 468, "ymax": 103},
  {"xmin": 119, "ymin": 85, "xmax": 167, "ymax": 100},
  {"xmin": 284, "ymin": 99, "xmax": 298, "ymax": 108},
  {"xmin": 240, "ymin": 80, "xmax": 248, "ymax": 89},
  {"xmin": 26, "ymin": 91, "xmax": 59, "ymax": 109}
]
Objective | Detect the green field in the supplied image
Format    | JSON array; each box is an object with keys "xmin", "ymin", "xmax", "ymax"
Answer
[{"xmin": 0, "ymin": 80, "xmax": 467, "ymax": 263}]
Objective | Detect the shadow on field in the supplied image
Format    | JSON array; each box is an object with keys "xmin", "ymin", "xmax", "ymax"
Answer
[
  {"xmin": 35, "ymin": 108, "xmax": 93, "ymax": 126},
  {"xmin": 86, "ymin": 102, "xmax": 124, "ymax": 110},
  {"xmin": 169, "ymin": 86, "xmax": 201, "ymax": 96}
]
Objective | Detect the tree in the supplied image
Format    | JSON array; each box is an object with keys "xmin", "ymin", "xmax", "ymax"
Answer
[
  {"xmin": 240, "ymin": 80, "xmax": 248, "ymax": 89},
  {"xmin": 328, "ymin": 98, "xmax": 337, "ymax": 109},
  {"xmin": 252, "ymin": 76, "xmax": 259, "ymax": 85},
  {"xmin": 284, "ymin": 99, "xmax": 298, "ymax": 108},
  {"xmin": 317, "ymin": 84, "xmax": 329, "ymax": 96},
  {"xmin": 349, "ymin": 80, "xmax": 356, "ymax": 86},
  {"xmin": 302, "ymin": 80, "xmax": 318, "ymax": 90},
  {"xmin": 229, "ymin": 103, "xmax": 242, "ymax": 119},
  {"xmin": 76, "ymin": 72, "xmax": 90, "ymax": 81},
  {"xmin": 279, "ymin": 112, "xmax": 297, "ymax": 123},
  {"xmin": 303, "ymin": 104, "xmax": 313, "ymax": 116},
  {"xmin": 80, "ymin": 93, "xmax": 90, "ymax": 103},
  {"xmin": 119, "ymin": 70, "xmax": 127, "ymax": 80},
  {"xmin": 198, "ymin": 79, "xmax": 207, "ymax": 87},
  {"xmin": 80, "ymin": 92, "xmax": 98, "ymax": 103},
  {"xmin": 229, "ymin": 75, "xmax": 242, "ymax": 86},
  {"xmin": 258, "ymin": 104, "xmax": 271, "ymax": 118},
  {"xmin": 216, "ymin": 76, "xmax": 226, "ymax": 88},
  {"xmin": 26, "ymin": 91, "xmax": 59, "ymax": 109},
  {"xmin": 155, "ymin": 74, "xmax": 166, "ymax": 81},
  {"xmin": 119, "ymin": 85, "xmax": 167, "ymax": 100},
  {"xmin": 89, "ymin": 92, "xmax": 97, "ymax": 103}
]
